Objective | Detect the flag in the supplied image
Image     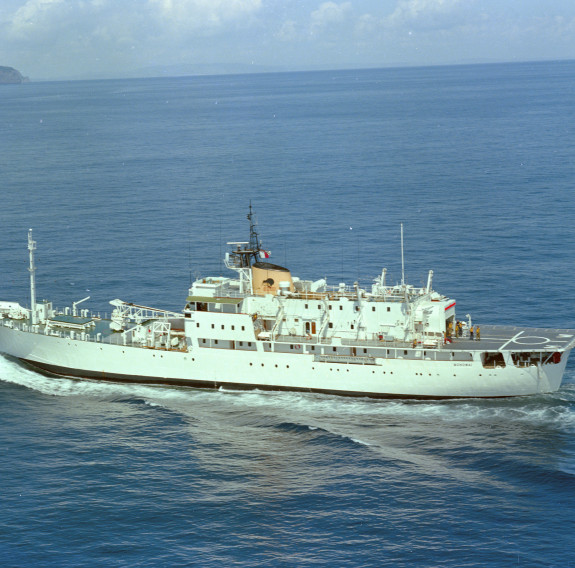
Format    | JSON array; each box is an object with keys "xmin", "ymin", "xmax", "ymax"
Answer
[{"xmin": 259, "ymin": 250, "xmax": 271, "ymax": 259}]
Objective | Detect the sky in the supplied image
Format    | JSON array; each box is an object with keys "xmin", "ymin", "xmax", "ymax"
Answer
[{"xmin": 1, "ymin": 0, "xmax": 575, "ymax": 81}]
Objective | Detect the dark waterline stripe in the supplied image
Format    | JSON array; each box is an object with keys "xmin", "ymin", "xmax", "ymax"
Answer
[{"xmin": 18, "ymin": 357, "xmax": 509, "ymax": 401}]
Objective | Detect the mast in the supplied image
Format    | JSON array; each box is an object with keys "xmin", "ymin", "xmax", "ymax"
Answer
[
  {"xmin": 247, "ymin": 203, "xmax": 262, "ymax": 264},
  {"xmin": 401, "ymin": 223, "xmax": 405, "ymax": 287},
  {"xmin": 28, "ymin": 229, "xmax": 37, "ymax": 325}
]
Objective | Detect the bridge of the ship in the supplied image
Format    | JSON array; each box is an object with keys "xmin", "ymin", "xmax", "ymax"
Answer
[{"xmin": 449, "ymin": 325, "xmax": 575, "ymax": 352}]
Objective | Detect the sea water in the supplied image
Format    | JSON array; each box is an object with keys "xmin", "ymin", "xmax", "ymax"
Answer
[{"xmin": 1, "ymin": 61, "xmax": 575, "ymax": 567}]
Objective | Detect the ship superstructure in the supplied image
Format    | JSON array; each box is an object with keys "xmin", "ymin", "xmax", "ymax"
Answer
[{"xmin": 1, "ymin": 213, "xmax": 574, "ymax": 398}]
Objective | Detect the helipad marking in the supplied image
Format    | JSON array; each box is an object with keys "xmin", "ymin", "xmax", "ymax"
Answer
[{"xmin": 512, "ymin": 336, "xmax": 550, "ymax": 345}]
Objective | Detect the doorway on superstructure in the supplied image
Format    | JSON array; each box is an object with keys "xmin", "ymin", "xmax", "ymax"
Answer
[{"xmin": 305, "ymin": 321, "xmax": 317, "ymax": 335}]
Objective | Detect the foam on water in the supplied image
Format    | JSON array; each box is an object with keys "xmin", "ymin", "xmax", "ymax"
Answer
[{"xmin": 3, "ymin": 353, "xmax": 575, "ymax": 441}]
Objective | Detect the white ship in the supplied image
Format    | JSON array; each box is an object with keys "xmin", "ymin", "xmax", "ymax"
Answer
[{"xmin": 1, "ymin": 209, "xmax": 574, "ymax": 399}]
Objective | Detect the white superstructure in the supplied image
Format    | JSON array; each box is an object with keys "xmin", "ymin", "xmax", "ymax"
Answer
[{"xmin": 1, "ymin": 212, "xmax": 574, "ymax": 399}]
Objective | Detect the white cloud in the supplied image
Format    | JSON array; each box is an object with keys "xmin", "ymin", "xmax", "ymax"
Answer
[
  {"xmin": 276, "ymin": 19, "xmax": 298, "ymax": 42},
  {"xmin": 1, "ymin": 0, "xmax": 266, "ymax": 78},
  {"xmin": 386, "ymin": 0, "xmax": 470, "ymax": 30},
  {"xmin": 310, "ymin": 2, "xmax": 352, "ymax": 34},
  {"xmin": 148, "ymin": 0, "xmax": 262, "ymax": 33}
]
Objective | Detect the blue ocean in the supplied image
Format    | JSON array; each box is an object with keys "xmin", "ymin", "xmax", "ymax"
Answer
[{"xmin": 1, "ymin": 61, "xmax": 575, "ymax": 567}]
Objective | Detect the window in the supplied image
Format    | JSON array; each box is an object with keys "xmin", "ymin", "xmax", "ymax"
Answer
[
  {"xmin": 328, "ymin": 322, "xmax": 333, "ymax": 328},
  {"xmin": 221, "ymin": 325, "xmax": 224, "ymax": 330},
  {"xmin": 241, "ymin": 326, "xmax": 245, "ymax": 331},
  {"xmin": 340, "ymin": 305, "xmax": 343, "ymax": 311},
  {"xmin": 318, "ymin": 305, "xmax": 321, "ymax": 310},
  {"xmin": 372, "ymin": 307, "xmax": 376, "ymax": 312},
  {"xmin": 329, "ymin": 305, "xmax": 332, "ymax": 310},
  {"xmin": 387, "ymin": 307, "xmax": 390, "ymax": 312},
  {"xmin": 196, "ymin": 323, "xmax": 200, "ymax": 327},
  {"xmin": 351, "ymin": 324, "xmax": 354, "ymax": 330},
  {"xmin": 231, "ymin": 325, "xmax": 235, "ymax": 330},
  {"xmin": 305, "ymin": 304, "xmax": 308, "ymax": 309},
  {"xmin": 211, "ymin": 324, "xmax": 215, "ymax": 329}
]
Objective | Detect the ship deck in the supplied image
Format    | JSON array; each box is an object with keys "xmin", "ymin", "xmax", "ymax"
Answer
[{"xmin": 3, "ymin": 317, "xmax": 575, "ymax": 354}]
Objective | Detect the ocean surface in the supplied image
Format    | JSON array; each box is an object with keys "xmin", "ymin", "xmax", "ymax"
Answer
[{"xmin": 1, "ymin": 61, "xmax": 575, "ymax": 567}]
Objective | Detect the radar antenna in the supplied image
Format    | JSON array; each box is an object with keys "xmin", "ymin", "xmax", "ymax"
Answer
[{"xmin": 227, "ymin": 204, "xmax": 267, "ymax": 269}]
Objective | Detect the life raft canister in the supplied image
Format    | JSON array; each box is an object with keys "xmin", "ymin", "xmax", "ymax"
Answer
[{"xmin": 553, "ymin": 352, "xmax": 562, "ymax": 364}]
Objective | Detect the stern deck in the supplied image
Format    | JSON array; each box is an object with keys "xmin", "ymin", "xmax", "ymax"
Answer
[{"xmin": 448, "ymin": 325, "xmax": 575, "ymax": 352}]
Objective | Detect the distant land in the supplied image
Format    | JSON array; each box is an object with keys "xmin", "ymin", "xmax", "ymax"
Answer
[{"xmin": 0, "ymin": 66, "xmax": 28, "ymax": 84}]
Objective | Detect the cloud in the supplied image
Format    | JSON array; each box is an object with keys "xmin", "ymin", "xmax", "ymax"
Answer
[
  {"xmin": 386, "ymin": 0, "xmax": 471, "ymax": 31},
  {"xmin": 148, "ymin": 0, "xmax": 262, "ymax": 34},
  {"xmin": 1, "ymin": 0, "xmax": 266, "ymax": 77},
  {"xmin": 310, "ymin": 2, "xmax": 352, "ymax": 35}
]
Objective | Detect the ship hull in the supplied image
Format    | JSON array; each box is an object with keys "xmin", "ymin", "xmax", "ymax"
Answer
[{"xmin": 0, "ymin": 324, "xmax": 568, "ymax": 399}]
